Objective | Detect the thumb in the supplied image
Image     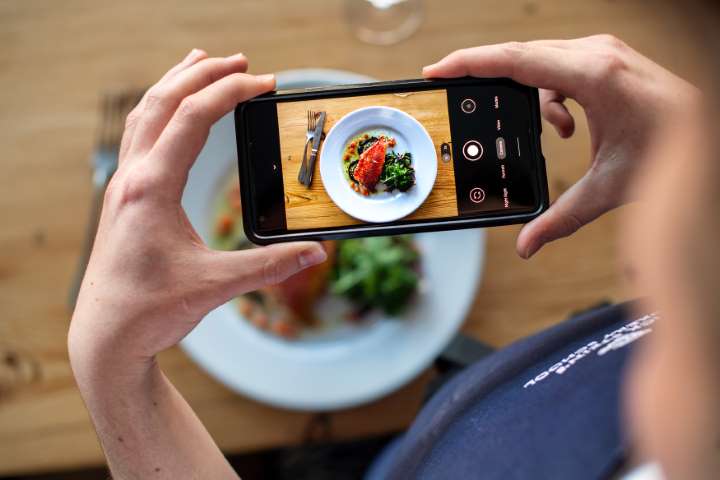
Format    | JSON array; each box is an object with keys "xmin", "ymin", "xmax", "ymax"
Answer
[
  {"xmin": 517, "ymin": 173, "xmax": 614, "ymax": 259},
  {"xmin": 208, "ymin": 242, "xmax": 327, "ymax": 298}
]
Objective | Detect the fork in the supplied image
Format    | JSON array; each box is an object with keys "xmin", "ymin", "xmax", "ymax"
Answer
[
  {"xmin": 297, "ymin": 110, "xmax": 317, "ymax": 184},
  {"xmin": 67, "ymin": 88, "xmax": 144, "ymax": 310}
]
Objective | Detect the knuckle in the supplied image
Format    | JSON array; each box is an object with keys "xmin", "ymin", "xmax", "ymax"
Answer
[
  {"xmin": 262, "ymin": 256, "xmax": 284, "ymax": 285},
  {"xmin": 177, "ymin": 96, "xmax": 203, "ymax": 122},
  {"xmin": 560, "ymin": 213, "xmax": 584, "ymax": 237},
  {"xmin": 594, "ymin": 34, "xmax": 627, "ymax": 51},
  {"xmin": 103, "ymin": 175, "xmax": 121, "ymax": 204},
  {"xmin": 595, "ymin": 50, "xmax": 627, "ymax": 79},
  {"xmin": 502, "ymin": 42, "xmax": 528, "ymax": 76},
  {"xmin": 200, "ymin": 58, "xmax": 224, "ymax": 84},
  {"xmin": 124, "ymin": 109, "xmax": 140, "ymax": 130},
  {"xmin": 105, "ymin": 166, "xmax": 160, "ymax": 207},
  {"xmin": 452, "ymin": 48, "xmax": 470, "ymax": 62},
  {"xmin": 503, "ymin": 41, "xmax": 527, "ymax": 58},
  {"xmin": 143, "ymin": 85, "xmax": 171, "ymax": 111},
  {"xmin": 446, "ymin": 47, "xmax": 474, "ymax": 68}
]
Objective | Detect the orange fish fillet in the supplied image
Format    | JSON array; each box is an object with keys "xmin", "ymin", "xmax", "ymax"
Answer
[{"xmin": 353, "ymin": 138, "xmax": 388, "ymax": 189}]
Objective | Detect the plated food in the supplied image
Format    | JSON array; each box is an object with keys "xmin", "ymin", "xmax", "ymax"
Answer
[
  {"xmin": 212, "ymin": 177, "xmax": 421, "ymax": 340},
  {"xmin": 320, "ymin": 106, "xmax": 437, "ymax": 223},
  {"xmin": 332, "ymin": 236, "xmax": 420, "ymax": 316},
  {"xmin": 343, "ymin": 132, "xmax": 416, "ymax": 196}
]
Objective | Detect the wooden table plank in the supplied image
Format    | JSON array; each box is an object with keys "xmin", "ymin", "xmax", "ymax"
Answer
[{"xmin": 0, "ymin": 0, "xmax": 708, "ymax": 475}]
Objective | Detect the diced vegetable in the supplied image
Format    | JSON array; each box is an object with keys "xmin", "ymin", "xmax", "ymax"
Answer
[
  {"xmin": 357, "ymin": 135, "xmax": 378, "ymax": 155},
  {"xmin": 250, "ymin": 312, "xmax": 270, "ymax": 330},
  {"xmin": 271, "ymin": 319, "xmax": 299, "ymax": 339},
  {"xmin": 215, "ymin": 214, "xmax": 234, "ymax": 237}
]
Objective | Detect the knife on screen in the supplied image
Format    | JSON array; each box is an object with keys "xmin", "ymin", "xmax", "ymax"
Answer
[{"xmin": 303, "ymin": 111, "xmax": 326, "ymax": 186}]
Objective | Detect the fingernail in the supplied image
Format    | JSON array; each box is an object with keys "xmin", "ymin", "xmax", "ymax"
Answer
[
  {"xmin": 525, "ymin": 243, "xmax": 541, "ymax": 259},
  {"xmin": 186, "ymin": 48, "xmax": 203, "ymax": 61},
  {"xmin": 226, "ymin": 52, "xmax": 245, "ymax": 61},
  {"xmin": 256, "ymin": 73, "xmax": 275, "ymax": 83},
  {"xmin": 299, "ymin": 247, "xmax": 327, "ymax": 268},
  {"xmin": 422, "ymin": 63, "xmax": 437, "ymax": 75}
]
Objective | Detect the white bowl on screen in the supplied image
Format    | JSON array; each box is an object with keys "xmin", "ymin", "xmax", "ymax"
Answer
[
  {"xmin": 179, "ymin": 69, "xmax": 486, "ymax": 411},
  {"xmin": 320, "ymin": 106, "xmax": 437, "ymax": 223}
]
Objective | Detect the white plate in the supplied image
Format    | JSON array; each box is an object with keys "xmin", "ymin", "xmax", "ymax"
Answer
[
  {"xmin": 180, "ymin": 69, "xmax": 486, "ymax": 411},
  {"xmin": 320, "ymin": 106, "xmax": 438, "ymax": 223}
]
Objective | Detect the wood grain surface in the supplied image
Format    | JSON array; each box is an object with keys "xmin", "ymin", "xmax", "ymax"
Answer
[
  {"xmin": 278, "ymin": 90, "xmax": 457, "ymax": 229},
  {"xmin": 0, "ymin": 0, "xmax": 712, "ymax": 475}
]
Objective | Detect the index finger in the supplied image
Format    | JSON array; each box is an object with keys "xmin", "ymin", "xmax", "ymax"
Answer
[
  {"xmin": 422, "ymin": 42, "xmax": 593, "ymax": 101},
  {"xmin": 150, "ymin": 72, "xmax": 275, "ymax": 192}
]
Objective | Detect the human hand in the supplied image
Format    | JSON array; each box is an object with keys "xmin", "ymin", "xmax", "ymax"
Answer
[
  {"xmin": 423, "ymin": 35, "xmax": 699, "ymax": 258},
  {"xmin": 68, "ymin": 50, "xmax": 327, "ymax": 379}
]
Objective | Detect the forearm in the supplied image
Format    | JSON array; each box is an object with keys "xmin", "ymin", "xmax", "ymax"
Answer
[
  {"xmin": 63, "ymin": 50, "xmax": 321, "ymax": 479},
  {"xmin": 71, "ymin": 352, "xmax": 238, "ymax": 480}
]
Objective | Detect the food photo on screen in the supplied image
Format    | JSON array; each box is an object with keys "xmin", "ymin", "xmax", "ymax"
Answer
[{"xmin": 276, "ymin": 90, "xmax": 453, "ymax": 227}]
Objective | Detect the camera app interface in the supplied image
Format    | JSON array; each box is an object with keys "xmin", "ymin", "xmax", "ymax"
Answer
[{"xmin": 273, "ymin": 85, "xmax": 538, "ymax": 231}]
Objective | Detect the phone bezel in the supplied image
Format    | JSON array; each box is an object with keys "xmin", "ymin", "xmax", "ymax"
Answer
[{"xmin": 235, "ymin": 77, "xmax": 548, "ymax": 245}]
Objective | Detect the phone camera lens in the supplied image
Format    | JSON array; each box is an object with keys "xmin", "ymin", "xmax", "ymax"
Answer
[
  {"xmin": 441, "ymin": 142, "xmax": 451, "ymax": 162},
  {"xmin": 461, "ymin": 98, "xmax": 476, "ymax": 114}
]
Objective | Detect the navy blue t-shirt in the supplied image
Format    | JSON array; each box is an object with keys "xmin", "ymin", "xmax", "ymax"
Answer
[{"xmin": 367, "ymin": 302, "xmax": 656, "ymax": 480}]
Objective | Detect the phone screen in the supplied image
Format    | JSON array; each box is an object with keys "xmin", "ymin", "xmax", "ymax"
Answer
[{"xmin": 240, "ymin": 79, "xmax": 545, "ymax": 240}]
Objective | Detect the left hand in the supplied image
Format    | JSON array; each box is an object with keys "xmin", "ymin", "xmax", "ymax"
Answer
[
  {"xmin": 68, "ymin": 50, "xmax": 327, "ymax": 380},
  {"xmin": 68, "ymin": 51, "xmax": 328, "ymax": 480}
]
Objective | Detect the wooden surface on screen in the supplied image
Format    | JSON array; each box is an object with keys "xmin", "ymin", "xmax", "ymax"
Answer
[{"xmin": 276, "ymin": 90, "xmax": 457, "ymax": 230}]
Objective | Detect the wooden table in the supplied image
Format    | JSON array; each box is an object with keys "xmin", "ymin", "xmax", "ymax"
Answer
[{"xmin": 0, "ymin": 0, "xmax": 707, "ymax": 475}]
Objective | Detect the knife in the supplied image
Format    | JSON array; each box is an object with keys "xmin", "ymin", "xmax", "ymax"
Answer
[{"xmin": 303, "ymin": 111, "xmax": 326, "ymax": 186}]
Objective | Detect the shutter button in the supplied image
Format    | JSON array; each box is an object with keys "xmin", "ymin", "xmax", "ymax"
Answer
[{"xmin": 462, "ymin": 140, "xmax": 483, "ymax": 161}]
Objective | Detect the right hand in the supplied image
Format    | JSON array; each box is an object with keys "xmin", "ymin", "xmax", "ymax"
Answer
[{"xmin": 423, "ymin": 35, "xmax": 700, "ymax": 258}]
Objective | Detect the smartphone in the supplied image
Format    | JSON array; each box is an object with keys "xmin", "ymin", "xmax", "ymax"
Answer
[{"xmin": 235, "ymin": 77, "xmax": 548, "ymax": 245}]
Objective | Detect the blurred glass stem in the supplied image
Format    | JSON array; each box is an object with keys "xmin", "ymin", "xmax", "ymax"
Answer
[{"xmin": 345, "ymin": 0, "xmax": 423, "ymax": 46}]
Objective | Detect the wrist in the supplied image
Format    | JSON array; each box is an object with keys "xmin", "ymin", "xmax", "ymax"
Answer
[{"xmin": 68, "ymin": 313, "xmax": 158, "ymax": 398}]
